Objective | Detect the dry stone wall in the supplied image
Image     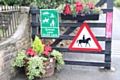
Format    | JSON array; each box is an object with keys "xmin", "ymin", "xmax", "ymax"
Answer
[{"xmin": 0, "ymin": 7, "xmax": 31, "ymax": 80}]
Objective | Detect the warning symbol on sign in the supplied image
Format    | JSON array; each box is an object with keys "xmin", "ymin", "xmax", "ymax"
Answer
[{"xmin": 69, "ymin": 23, "xmax": 102, "ymax": 52}]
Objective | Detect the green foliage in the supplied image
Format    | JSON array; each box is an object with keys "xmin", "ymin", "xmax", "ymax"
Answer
[
  {"xmin": 51, "ymin": 49, "xmax": 65, "ymax": 70},
  {"xmin": 12, "ymin": 50, "xmax": 27, "ymax": 67},
  {"xmin": 92, "ymin": 7, "xmax": 103, "ymax": 14},
  {"xmin": 79, "ymin": 0, "xmax": 99, "ymax": 5},
  {"xmin": 82, "ymin": 6, "xmax": 91, "ymax": 14},
  {"xmin": 27, "ymin": 56, "xmax": 47, "ymax": 80},
  {"xmin": 114, "ymin": 0, "xmax": 120, "ymax": 7},
  {"xmin": 0, "ymin": 0, "xmax": 22, "ymax": 5},
  {"xmin": 0, "ymin": 0, "xmax": 99, "ymax": 8},
  {"xmin": 70, "ymin": 4, "xmax": 77, "ymax": 15},
  {"xmin": 32, "ymin": 36, "xmax": 44, "ymax": 54},
  {"xmin": 30, "ymin": 0, "xmax": 67, "ymax": 9}
]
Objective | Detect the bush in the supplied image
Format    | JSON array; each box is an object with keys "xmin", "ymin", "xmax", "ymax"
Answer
[
  {"xmin": 0, "ymin": 0, "xmax": 99, "ymax": 8},
  {"xmin": 0, "ymin": 0, "xmax": 32, "ymax": 6},
  {"xmin": 114, "ymin": 0, "xmax": 120, "ymax": 7}
]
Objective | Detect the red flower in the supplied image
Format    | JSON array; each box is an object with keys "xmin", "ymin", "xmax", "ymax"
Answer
[
  {"xmin": 48, "ymin": 41, "xmax": 51, "ymax": 45},
  {"xmin": 42, "ymin": 51, "xmax": 49, "ymax": 56},
  {"xmin": 44, "ymin": 46, "xmax": 52, "ymax": 52},
  {"xmin": 42, "ymin": 40, "xmax": 44, "ymax": 44},
  {"xmin": 86, "ymin": 2, "xmax": 95, "ymax": 9},
  {"xmin": 63, "ymin": 4, "xmax": 71, "ymax": 14},
  {"xmin": 26, "ymin": 48, "xmax": 37, "ymax": 57},
  {"xmin": 76, "ymin": 1, "xmax": 83, "ymax": 14}
]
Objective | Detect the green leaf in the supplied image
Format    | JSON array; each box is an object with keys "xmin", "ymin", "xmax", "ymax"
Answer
[{"xmin": 12, "ymin": 50, "xmax": 27, "ymax": 67}]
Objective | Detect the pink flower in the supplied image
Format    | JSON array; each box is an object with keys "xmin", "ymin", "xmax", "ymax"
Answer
[
  {"xmin": 26, "ymin": 48, "xmax": 37, "ymax": 57},
  {"xmin": 86, "ymin": 2, "xmax": 95, "ymax": 9},
  {"xmin": 76, "ymin": 1, "xmax": 83, "ymax": 14},
  {"xmin": 63, "ymin": 4, "xmax": 71, "ymax": 14},
  {"xmin": 42, "ymin": 51, "xmax": 49, "ymax": 56},
  {"xmin": 44, "ymin": 46, "xmax": 52, "ymax": 52}
]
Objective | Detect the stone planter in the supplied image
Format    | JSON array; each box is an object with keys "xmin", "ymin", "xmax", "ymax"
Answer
[{"xmin": 60, "ymin": 13, "xmax": 99, "ymax": 21}]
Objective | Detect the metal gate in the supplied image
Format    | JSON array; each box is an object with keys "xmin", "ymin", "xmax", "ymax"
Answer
[{"xmin": 30, "ymin": 0, "xmax": 113, "ymax": 69}]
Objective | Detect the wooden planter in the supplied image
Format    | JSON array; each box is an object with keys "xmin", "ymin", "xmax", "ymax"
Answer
[
  {"xmin": 24, "ymin": 57, "xmax": 56, "ymax": 79},
  {"xmin": 60, "ymin": 13, "xmax": 99, "ymax": 21}
]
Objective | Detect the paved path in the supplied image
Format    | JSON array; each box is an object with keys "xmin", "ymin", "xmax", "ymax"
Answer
[{"xmin": 11, "ymin": 55, "xmax": 120, "ymax": 80}]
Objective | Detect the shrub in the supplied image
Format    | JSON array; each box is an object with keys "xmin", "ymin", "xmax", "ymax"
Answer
[{"xmin": 114, "ymin": 0, "xmax": 120, "ymax": 7}]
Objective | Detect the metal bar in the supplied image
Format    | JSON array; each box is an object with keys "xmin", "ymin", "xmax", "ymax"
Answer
[
  {"xmin": 102, "ymin": 9, "xmax": 113, "ymax": 13},
  {"xmin": 31, "ymin": 22, "xmax": 106, "ymax": 28},
  {"xmin": 107, "ymin": 0, "xmax": 113, "ymax": 8},
  {"xmin": 65, "ymin": 60, "xmax": 110, "ymax": 67},
  {"xmin": 95, "ymin": 0, "xmax": 107, "ymax": 7},
  {"xmin": 31, "ymin": 7, "xmax": 39, "ymax": 40},
  {"xmin": 104, "ymin": 0, "xmax": 113, "ymax": 69},
  {"xmin": 36, "ymin": 34, "xmax": 110, "ymax": 41},
  {"xmin": 52, "ymin": 47, "xmax": 109, "ymax": 54},
  {"xmin": 51, "ymin": 27, "xmax": 77, "ymax": 46},
  {"xmin": 30, "ymin": 9, "xmax": 113, "ymax": 14},
  {"xmin": 104, "ymin": 41, "xmax": 112, "ymax": 69}
]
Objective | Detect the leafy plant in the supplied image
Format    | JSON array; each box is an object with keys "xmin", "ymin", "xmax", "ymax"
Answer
[
  {"xmin": 13, "ymin": 36, "xmax": 65, "ymax": 80},
  {"xmin": 27, "ymin": 56, "xmax": 47, "ymax": 80},
  {"xmin": 92, "ymin": 7, "xmax": 103, "ymax": 14},
  {"xmin": 51, "ymin": 50, "xmax": 64, "ymax": 70},
  {"xmin": 12, "ymin": 50, "xmax": 27, "ymax": 67},
  {"xmin": 32, "ymin": 36, "xmax": 44, "ymax": 55}
]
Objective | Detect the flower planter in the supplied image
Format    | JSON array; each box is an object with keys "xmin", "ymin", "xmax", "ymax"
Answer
[
  {"xmin": 24, "ymin": 57, "xmax": 56, "ymax": 79},
  {"xmin": 60, "ymin": 13, "xmax": 99, "ymax": 21}
]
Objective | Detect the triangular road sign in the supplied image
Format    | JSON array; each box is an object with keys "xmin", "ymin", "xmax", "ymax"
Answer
[{"xmin": 69, "ymin": 23, "xmax": 102, "ymax": 52}]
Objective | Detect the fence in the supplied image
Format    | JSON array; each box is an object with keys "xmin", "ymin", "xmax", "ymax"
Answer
[
  {"xmin": 30, "ymin": 0, "xmax": 113, "ymax": 69},
  {"xmin": 0, "ymin": 6, "xmax": 20, "ymax": 41}
]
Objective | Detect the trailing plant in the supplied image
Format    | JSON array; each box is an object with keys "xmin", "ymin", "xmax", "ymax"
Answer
[
  {"xmin": 51, "ymin": 49, "xmax": 64, "ymax": 70},
  {"xmin": 12, "ymin": 50, "xmax": 27, "ymax": 67},
  {"xmin": 27, "ymin": 56, "xmax": 47, "ymax": 80}
]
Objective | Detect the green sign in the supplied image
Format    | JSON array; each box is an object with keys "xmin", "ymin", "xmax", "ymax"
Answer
[{"xmin": 40, "ymin": 9, "xmax": 59, "ymax": 38}]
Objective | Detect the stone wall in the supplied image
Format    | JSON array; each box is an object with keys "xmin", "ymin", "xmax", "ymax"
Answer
[{"xmin": 0, "ymin": 7, "xmax": 31, "ymax": 80}]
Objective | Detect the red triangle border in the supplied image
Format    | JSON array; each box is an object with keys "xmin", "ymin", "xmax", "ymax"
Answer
[{"xmin": 69, "ymin": 22, "xmax": 102, "ymax": 52}]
